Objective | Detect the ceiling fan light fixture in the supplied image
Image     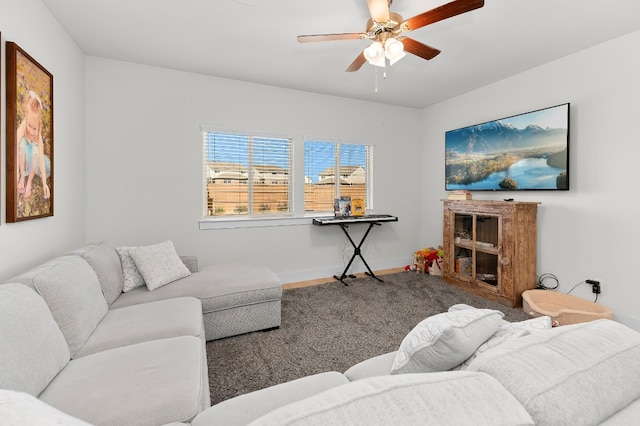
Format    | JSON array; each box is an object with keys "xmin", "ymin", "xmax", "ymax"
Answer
[
  {"xmin": 384, "ymin": 38, "xmax": 406, "ymax": 65},
  {"xmin": 364, "ymin": 41, "xmax": 385, "ymax": 67}
]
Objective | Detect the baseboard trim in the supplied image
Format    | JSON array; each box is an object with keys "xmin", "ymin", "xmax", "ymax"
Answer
[
  {"xmin": 276, "ymin": 258, "xmax": 407, "ymax": 284},
  {"xmin": 283, "ymin": 267, "xmax": 406, "ymax": 289}
]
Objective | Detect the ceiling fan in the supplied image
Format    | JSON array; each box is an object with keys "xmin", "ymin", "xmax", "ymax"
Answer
[{"xmin": 297, "ymin": 0, "xmax": 484, "ymax": 72}]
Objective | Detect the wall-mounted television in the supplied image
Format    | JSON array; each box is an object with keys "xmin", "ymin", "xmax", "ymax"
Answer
[{"xmin": 445, "ymin": 103, "xmax": 570, "ymax": 191}]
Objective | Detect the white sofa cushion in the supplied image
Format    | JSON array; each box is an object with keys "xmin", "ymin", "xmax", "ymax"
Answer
[
  {"xmin": 130, "ymin": 240, "xmax": 191, "ymax": 291},
  {"xmin": 468, "ymin": 319, "xmax": 640, "ymax": 425},
  {"xmin": 75, "ymin": 297, "xmax": 204, "ymax": 358},
  {"xmin": 390, "ymin": 309, "xmax": 503, "ymax": 374},
  {"xmin": 40, "ymin": 336, "xmax": 207, "ymax": 426},
  {"xmin": 600, "ymin": 397, "xmax": 640, "ymax": 425},
  {"xmin": 110, "ymin": 262, "xmax": 282, "ymax": 314},
  {"xmin": 192, "ymin": 372, "xmax": 349, "ymax": 426},
  {"xmin": 68, "ymin": 241, "xmax": 124, "ymax": 305},
  {"xmin": 0, "ymin": 389, "xmax": 91, "ymax": 425},
  {"xmin": 249, "ymin": 371, "xmax": 533, "ymax": 426},
  {"xmin": 9, "ymin": 256, "xmax": 108, "ymax": 358},
  {"xmin": 0, "ymin": 284, "xmax": 70, "ymax": 396}
]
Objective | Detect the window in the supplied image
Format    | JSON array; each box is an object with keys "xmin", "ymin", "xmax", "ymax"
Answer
[
  {"xmin": 203, "ymin": 130, "xmax": 292, "ymax": 217},
  {"xmin": 304, "ymin": 140, "xmax": 372, "ymax": 214}
]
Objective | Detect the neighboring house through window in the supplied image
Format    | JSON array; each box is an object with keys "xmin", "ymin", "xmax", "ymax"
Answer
[
  {"xmin": 203, "ymin": 130, "xmax": 292, "ymax": 217},
  {"xmin": 304, "ymin": 140, "xmax": 372, "ymax": 214},
  {"xmin": 202, "ymin": 130, "xmax": 372, "ymax": 222}
]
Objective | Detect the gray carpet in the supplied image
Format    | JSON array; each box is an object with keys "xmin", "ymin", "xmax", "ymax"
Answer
[{"xmin": 206, "ymin": 272, "xmax": 530, "ymax": 404}]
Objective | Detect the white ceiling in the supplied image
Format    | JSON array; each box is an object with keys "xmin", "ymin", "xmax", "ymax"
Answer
[{"xmin": 42, "ymin": 0, "xmax": 640, "ymax": 109}]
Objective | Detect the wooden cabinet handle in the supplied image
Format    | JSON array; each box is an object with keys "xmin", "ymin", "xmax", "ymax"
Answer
[{"xmin": 500, "ymin": 258, "xmax": 510, "ymax": 266}]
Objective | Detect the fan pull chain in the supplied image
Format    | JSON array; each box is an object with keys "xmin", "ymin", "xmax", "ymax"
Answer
[{"xmin": 374, "ymin": 66, "xmax": 379, "ymax": 94}]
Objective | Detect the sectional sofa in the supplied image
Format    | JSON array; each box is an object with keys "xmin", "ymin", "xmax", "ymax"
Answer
[
  {"xmin": 0, "ymin": 240, "xmax": 282, "ymax": 425},
  {"xmin": 199, "ymin": 310, "xmax": 640, "ymax": 425},
  {"xmin": 2, "ymin": 242, "xmax": 640, "ymax": 425},
  {"xmin": 69, "ymin": 241, "xmax": 283, "ymax": 341}
]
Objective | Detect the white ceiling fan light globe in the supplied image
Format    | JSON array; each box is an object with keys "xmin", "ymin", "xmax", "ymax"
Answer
[
  {"xmin": 364, "ymin": 42, "xmax": 385, "ymax": 67},
  {"xmin": 384, "ymin": 38, "xmax": 403, "ymax": 57},
  {"xmin": 385, "ymin": 38, "xmax": 406, "ymax": 65}
]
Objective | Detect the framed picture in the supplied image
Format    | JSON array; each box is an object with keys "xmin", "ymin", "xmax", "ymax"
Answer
[
  {"xmin": 6, "ymin": 42, "xmax": 54, "ymax": 222},
  {"xmin": 333, "ymin": 196, "xmax": 352, "ymax": 217}
]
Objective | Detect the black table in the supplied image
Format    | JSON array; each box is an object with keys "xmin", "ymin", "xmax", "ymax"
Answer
[{"xmin": 313, "ymin": 214, "xmax": 398, "ymax": 285}]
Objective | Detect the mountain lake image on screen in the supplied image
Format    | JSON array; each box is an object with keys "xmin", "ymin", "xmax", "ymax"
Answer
[{"xmin": 445, "ymin": 103, "xmax": 570, "ymax": 191}]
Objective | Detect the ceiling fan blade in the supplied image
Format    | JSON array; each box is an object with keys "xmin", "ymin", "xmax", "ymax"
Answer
[
  {"xmin": 297, "ymin": 33, "xmax": 367, "ymax": 43},
  {"xmin": 398, "ymin": 37, "xmax": 441, "ymax": 60},
  {"xmin": 345, "ymin": 52, "xmax": 367, "ymax": 72},
  {"xmin": 367, "ymin": 0, "xmax": 390, "ymax": 22},
  {"xmin": 401, "ymin": 0, "xmax": 484, "ymax": 32}
]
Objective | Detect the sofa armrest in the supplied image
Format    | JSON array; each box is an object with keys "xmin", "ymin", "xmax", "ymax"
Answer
[
  {"xmin": 344, "ymin": 351, "xmax": 396, "ymax": 381},
  {"xmin": 180, "ymin": 256, "xmax": 199, "ymax": 273}
]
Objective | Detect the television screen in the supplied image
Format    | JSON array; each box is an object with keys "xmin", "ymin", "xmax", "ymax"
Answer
[{"xmin": 445, "ymin": 103, "xmax": 570, "ymax": 191}]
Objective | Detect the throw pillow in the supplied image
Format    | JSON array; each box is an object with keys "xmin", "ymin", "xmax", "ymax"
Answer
[
  {"xmin": 390, "ymin": 309, "xmax": 504, "ymax": 374},
  {"xmin": 130, "ymin": 240, "xmax": 191, "ymax": 291},
  {"xmin": 452, "ymin": 314, "xmax": 553, "ymax": 371},
  {"xmin": 116, "ymin": 246, "xmax": 146, "ymax": 292}
]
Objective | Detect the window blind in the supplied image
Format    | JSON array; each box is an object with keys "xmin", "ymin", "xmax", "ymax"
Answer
[
  {"xmin": 304, "ymin": 140, "xmax": 372, "ymax": 214},
  {"xmin": 203, "ymin": 131, "xmax": 292, "ymax": 217}
]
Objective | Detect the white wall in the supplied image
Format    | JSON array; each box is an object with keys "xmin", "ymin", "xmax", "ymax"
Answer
[
  {"xmin": 0, "ymin": 0, "xmax": 86, "ymax": 281},
  {"xmin": 6, "ymin": 1, "xmax": 636, "ymax": 325},
  {"xmin": 84, "ymin": 58, "xmax": 422, "ymax": 282},
  {"xmin": 420, "ymin": 30, "xmax": 640, "ymax": 322}
]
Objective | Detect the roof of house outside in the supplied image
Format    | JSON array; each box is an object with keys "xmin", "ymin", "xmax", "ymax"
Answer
[
  {"xmin": 318, "ymin": 166, "xmax": 364, "ymax": 177},
  {"xmin": 315, "ymin": 176, "xmax": 349, "ymax": 185},
  {"xmin": 208, "ymin": 162, "xmax": 248, "ymax": 172},
  {"xmin": 253, "ymin": 164, "xmax": 289, "ymax": 174},
  {"xmin": 211, "ymin": 172, "xmax": 248, "ymax": 181}
]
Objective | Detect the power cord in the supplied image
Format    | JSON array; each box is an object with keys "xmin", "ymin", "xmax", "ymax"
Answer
[
  {"xmin": 536, "ymin": 273, "xmax": 559, "ymax": 290},
  {"xmin": 566, "ymin": 280, "xmax": 599, "ymax": 303},
  {"xmin": 537, "ymin": 273, "xmax": 600, "ymax": 303}
]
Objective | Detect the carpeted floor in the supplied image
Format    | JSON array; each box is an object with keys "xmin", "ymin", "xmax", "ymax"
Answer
[{"xmin": 205, "ymin": 272, "xmax": 530, "ymax": 404}]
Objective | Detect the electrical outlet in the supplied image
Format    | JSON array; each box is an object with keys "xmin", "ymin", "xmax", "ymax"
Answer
[{"xmin": 587, "ymin": 279, "xmax": 601, "ymax": 294}]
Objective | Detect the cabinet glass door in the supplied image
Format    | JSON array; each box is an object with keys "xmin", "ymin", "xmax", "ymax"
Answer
[
  {"xmin": 453, "ymin": 213, "xmax": 473, "ymax": 277},
  {"xmin": 452, "ymin": 212, "xmax": 500, "ymax": 286},
  {"xmin": 475, "ymin": 215, "xmax": 499, "ymax": 286}
]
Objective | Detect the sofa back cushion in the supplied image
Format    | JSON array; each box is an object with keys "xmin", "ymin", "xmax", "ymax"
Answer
[
  {"xmin": 468, "ymin": 319, "xmax": 640, "ymax": 425},
  {"xmin": 249, "ymin": 371, "xmax": 533, "ymax": 425},
  {"xmin": 0, "ymin": 284, "xmax": 70, "ymax": 396},
  {"xmin": 68, "ymin": 241, "xmax": 124, "ymax": 305},
  {"xmin": 11, "ymin": 256, "xmax": 109, "ymax": 358}
]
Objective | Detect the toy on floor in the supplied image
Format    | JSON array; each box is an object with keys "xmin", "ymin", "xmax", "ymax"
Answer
[{"xmin": 406, "ymin": 246, "xmax": 444, "ymax": 274}]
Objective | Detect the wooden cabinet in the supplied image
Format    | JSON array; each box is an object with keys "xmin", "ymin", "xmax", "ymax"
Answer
[{"xmin": 442, "ymin": 200, "xmax": 540, "ymax": 307}]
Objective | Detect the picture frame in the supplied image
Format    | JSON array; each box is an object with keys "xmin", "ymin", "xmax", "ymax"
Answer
[
  {"xmin": 6, "ymin": 42, "xmax": 54, "ymax": 222},
  {"xmin": 333, "ymin": 196, "xmax": 352, "ymax": 217}
]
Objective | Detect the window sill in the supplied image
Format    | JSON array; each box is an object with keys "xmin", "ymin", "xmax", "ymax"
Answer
[{"xmin": 199, "ymin": 214, "xmax": 331, "ymax": 230}]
